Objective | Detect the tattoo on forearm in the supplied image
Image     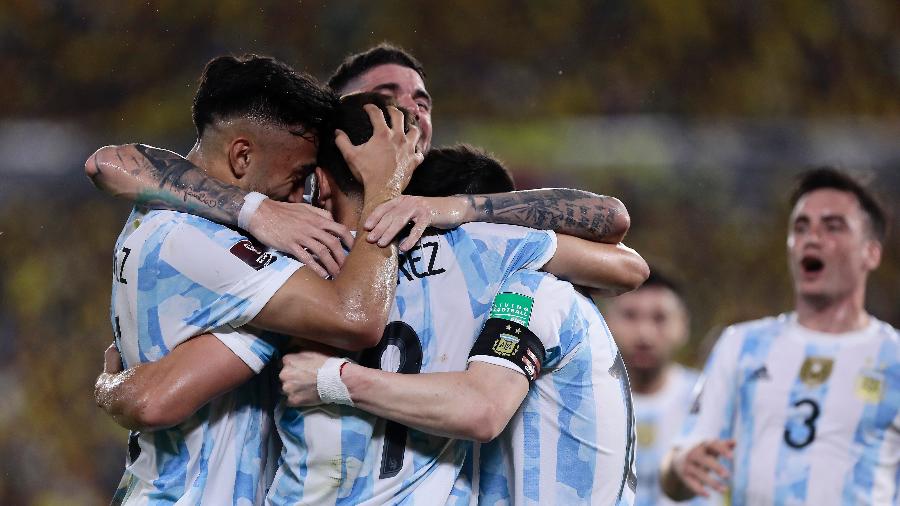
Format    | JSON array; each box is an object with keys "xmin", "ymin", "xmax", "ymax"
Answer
[
  {"xmin": 470, "ymin": 189, "xmax": 622, "ymax": 242},
  {"xmin": 132, "ymin": 144, "xmax": 245, "ymax": 226}
]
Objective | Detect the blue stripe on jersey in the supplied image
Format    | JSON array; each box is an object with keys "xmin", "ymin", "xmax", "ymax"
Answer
[
  {"xmin": 842, "ymin": 335, "xmax": 900, "ymax": 504},
  {"xmin": 339, "ymin": 411, "xmax": 375, "ymax": 502},
  {"xmin": 733, "ymin": 320, "xmax": 782, "ymax": 502},
  {"xmin": 553, "ymin": 343, "xmax": 598, "ymax": 503},
  {"xmin": 269, "ymin": 408, "xmax": 307, "ymax": 505},
  {"xmin": 773, "ymin": 341, "xmax": 839, "ymax": 504},
  {"xmin": 522, "ymin": 405, "xmax": 541, "ymax": 502},
  {"xmin": 478, "ymin": 432, "xmax": 510, "ymax": 505},
  {"xmin": 135, "ymin": 225, "xmax": 172, "ymax": 366},
  {"xmin": 150, "ymin": 429, "xmax": 189, "ymax": 501},
  {"xmin": 191, "ymin": 405, "xmax": 215, "ymax": 503},
  {"xmin": 235, "ymin": 382, "xmax": 265, "ymax": 504}
]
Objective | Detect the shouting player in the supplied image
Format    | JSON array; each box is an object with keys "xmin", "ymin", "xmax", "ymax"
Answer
[{"xmin": 660, "ymin": 168, "xmax": 899, "ymax": 505}]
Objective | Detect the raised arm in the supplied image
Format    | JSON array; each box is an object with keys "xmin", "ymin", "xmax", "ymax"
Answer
[
  {"xmin": 85, "ymin": 144, "xmax": 353, "ymax": 277},
  {"xmin": 362, "ymin": 189, "xmax": 629, "ymax": 251}
]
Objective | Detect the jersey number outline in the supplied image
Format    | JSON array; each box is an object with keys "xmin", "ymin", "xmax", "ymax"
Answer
[
  {"xmin": 784, "ymin": 398, "xmax": 820, "ymax": 449},
  {"xmin": 359, "ymin": 321, "xmax": 424, "ymax": 479}
]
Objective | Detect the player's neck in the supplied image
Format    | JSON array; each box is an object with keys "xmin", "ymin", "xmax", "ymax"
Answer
[
  {"xmin": 185, "ymin": 142, "xmax": 234, "ymax": 186},
  {"xmin": 795, "ymin": 290, "xmax": 869, "ymax": 334},
  {"xmin": 631, "ymin": 364, "xmax": 672, "ymax": 395}
]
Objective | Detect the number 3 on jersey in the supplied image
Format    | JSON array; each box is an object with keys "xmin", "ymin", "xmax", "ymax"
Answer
[{"xmin": 359, "ymin": 321, "xmax": 423, "ymax": 479}]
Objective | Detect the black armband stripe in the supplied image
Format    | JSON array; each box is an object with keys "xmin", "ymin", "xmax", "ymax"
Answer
[{"xmin": 469, "ymin": 318, "xmax": 545, "ymax": 382}]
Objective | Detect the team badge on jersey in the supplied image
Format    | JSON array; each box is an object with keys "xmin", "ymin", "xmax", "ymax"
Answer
[
  {"xmin": 855, "ymin": 369, "xmax": 884, "ymax": 403},
  {"xmin": 799, "ymin": 356, "xmax": 833, "ymax": 386},
  {"xmin": 636, "ymin": 422, "xmax": 656, "ymax": 447}
]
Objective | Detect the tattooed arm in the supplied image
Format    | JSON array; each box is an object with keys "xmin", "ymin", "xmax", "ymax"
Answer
[
  {"xmin": 85, "ymin": 144, "xmax": 354, "ymax": 277},
  {"xmin": 363, "ymin": 189, "xmax": 629, "ymax": 251},
  {"xmin": 464, "ymin": 189, "xmax": 628, "ymax": 243},
  {"xmin": 85, "ymin": 144, "xmax": 246, "ymax": 223}
]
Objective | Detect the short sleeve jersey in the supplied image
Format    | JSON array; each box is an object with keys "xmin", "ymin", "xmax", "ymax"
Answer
[
  {"xmin": 110, "ymin": 209, "xmax": 300, "ymax": 505},
  {"xmin": 677, "ymin": 313, "xmax": 900, "ymax": 506},
  {"xmin": 459, "ymin": 270, "xmax": 637, "ymax": 506},
  {"xmin": 266, "ymin": 223, "xmax": 557, "ymax": 506}
]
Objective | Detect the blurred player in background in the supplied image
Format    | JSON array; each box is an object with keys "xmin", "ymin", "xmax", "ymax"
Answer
[
  {"xmin": 661, "ymin": 168, "xmax": 899, "ymax": 505},
  {"xmin": 604, "ymin": 269, "xmax": 705, "ymax": 506}
]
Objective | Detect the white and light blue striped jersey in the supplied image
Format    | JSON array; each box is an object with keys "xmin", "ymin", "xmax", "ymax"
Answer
[
  {"xmin": 462, "ymin": 270, "xmax": 636, "ymax": 506},
  {"xmin": 267, "ymin": 222, "xmax": 558, "ymax": 506},
  {"xmin": 677, "ymin": 313, "xmax": 900, "ymax": 506},
  {"xmin": 110, "ymin": 208, "xmax": 298, "ymax": 505},
  {"xmin": 633, "ymin": 365, "xmax": 705, "ymax": 506}
]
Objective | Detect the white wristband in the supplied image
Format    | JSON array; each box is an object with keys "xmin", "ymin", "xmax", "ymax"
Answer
[
  {"xmin": 317, "ymin": 357, "xmax": 354, "ymax": 406},
  {"xmin": 238, "ymin": 191, "xmax": 268, "ymax": 230}
]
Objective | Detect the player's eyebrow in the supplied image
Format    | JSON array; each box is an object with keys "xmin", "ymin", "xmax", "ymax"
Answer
[{"xmin": 372, "ymin": 83, "xmax": 433, "ymax": 106}]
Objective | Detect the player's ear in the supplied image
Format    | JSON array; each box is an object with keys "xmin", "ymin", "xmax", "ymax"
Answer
[
  {"xmin": 314, "ymin": 166, "xmax": 334, "ymax": 209},
  {"xmin": 228, "ymin": 137, "xmax": 252, "ymax": 179},
  {"xmin": 862, "ymin": 239, "xmax": 882, "ymax": 271}
]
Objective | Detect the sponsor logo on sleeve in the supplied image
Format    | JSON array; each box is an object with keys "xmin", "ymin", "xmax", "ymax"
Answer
[{"xmin": 230, "ymin": 239, "xmax": 277, "ymax": 270}]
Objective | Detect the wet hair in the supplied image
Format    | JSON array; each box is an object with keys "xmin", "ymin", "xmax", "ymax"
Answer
[
  {"xmin": 327, "ymin": 43, "xmax": 426, "ymax": 93},
  {"xmin": 192, "ymin": 54, "xmax": 337, "ymax": 139},
  {"xmin": 789, "ymin": 167, "xmax": 888, "ymax": 242},
  {"xmin": 405, "ymin": 144, "xmax": 515, "ymax": 196},
  {"xmin": 316, "ymin": 92, "xmax": 412, "ymax": 195},
  {"xmin": 640, "ymin": 266, "xmax": 685, "ymax": 301}
]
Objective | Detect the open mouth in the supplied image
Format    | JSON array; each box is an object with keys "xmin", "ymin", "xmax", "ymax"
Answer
[{"xmin": 801, "ymin": 255, "xmax": 825, "ymax": 274}]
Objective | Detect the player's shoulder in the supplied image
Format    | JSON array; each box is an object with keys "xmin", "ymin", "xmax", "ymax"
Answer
[
  {"xmin": 719, "ymin": 313, "xmax": 790, "ymax": 346},
  {"xmin": 137, "ymin": 209, "xmax": 251, "ymax": 251}
]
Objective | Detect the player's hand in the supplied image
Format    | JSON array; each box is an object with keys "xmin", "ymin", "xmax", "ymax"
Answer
[
  {"xmin": 335, "ymin": 105, "xmax": 423, "ymax": 195},
  {"xmin": 247, "ymin": 199, "xmax": 353, "ymax": 279},
  {"xmin": 280, "ymin": 349, "xmax": 333, "ymax": 407},
  {"xmin": 104, "ymin": 342, "xmax": 123, "ymax": 374},
  {"xmin": 363, "ymin": 195, "xmax": 469, "ymax": 250},
  {"xmin": 673, "ymin": 439, "xmax": 734, "ymax": 497}
]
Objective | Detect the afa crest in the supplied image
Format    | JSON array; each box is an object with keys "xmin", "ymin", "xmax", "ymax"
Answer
[
  {"xmin": 492, "ymin": 334, "xmax": 520, "ymax": 357},
  {"xmin": 799, "ymin": 357, "xmax": 833, "ymax": 387}
]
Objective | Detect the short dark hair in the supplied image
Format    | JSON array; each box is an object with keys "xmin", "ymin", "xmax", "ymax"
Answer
[
  {"xmin": 316, "ymin": 92, "xmax": 412, "ymax": 195},
  {"xmin": 327, "ymin": 43, "xmax": 426, "ymax": 93},
  {"xmin": 192, "ymin": 54, "xmax": 337, "ymax": 138},
  {"xmin": 641, "ymin": 266, "xmax": 685, "ymax": 301},
  {"xmin": 789, "ymin": 167, "xmax": 888, "ymax": 242},
  {"xmin": 405, "ymin": 144, "xmax": 515, "ymax": 197}
]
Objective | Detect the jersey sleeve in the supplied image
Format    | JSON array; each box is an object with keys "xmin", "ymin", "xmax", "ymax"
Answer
[
  {"xmin": 674, "ymin": 326, "xmax": 743, "ymax": 448},
  {"xmin": 468, "ymin": 270, "xmax": 568, "ymax": 381},
  {"xmin": 158, "ymin": 220, "xmax": 302, "ymax": 331},
  {"xmin": 212, "ymin": 325, "xmax": 287, "ymax": 373},
  {"xmin": 459, "ymin": 222, "xmax": 557, "ymax": 274}
]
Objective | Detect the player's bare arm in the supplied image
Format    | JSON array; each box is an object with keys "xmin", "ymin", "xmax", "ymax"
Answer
[
  {"xmin": 280, "ymin": 350, "xmax": 529, "ymax": 442},
  {"xmin": 363, "ymin": 189, "xmax": 629, "ymax": 251},
  {"xmin": 660, "ymin": 440, "xmax": 735, "ymax": 500},
  {"xmin": 95, "ymin": 335, "xmax": 255, "ymax": 431},
  {"xmin": 85, "ymin": 144, "xmax": 354, "ymax": 278},
  {"xmin": 251, "ymin": 106, "xmax": 422, "ymax": 350},
  {"xmin": 544, "ymin": 236, "xmax": 649, "ymax": 295}
]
